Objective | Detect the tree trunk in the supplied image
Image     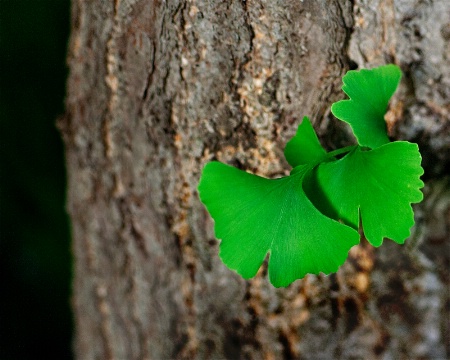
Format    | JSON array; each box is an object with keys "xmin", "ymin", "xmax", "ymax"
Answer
[{"xmin": 61, "ymin": 0, "xmax": 449, "ymax": 359}]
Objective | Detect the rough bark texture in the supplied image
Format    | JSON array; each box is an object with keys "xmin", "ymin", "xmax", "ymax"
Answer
[{"xmin": 61, "ymin": 0, "xmax": 449, "ymax": 359}]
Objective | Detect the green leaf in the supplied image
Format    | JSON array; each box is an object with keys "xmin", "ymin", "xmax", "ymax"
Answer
[
  {"xmin": 307, "ymin": 142, "xmax": 424, "ymax": 247},
  {"xmin": 198, "ymin": 161, "xmax": 360, "ymax": 287},
  {"xmin": 331, "ymin": 64, "xmax": 402, "ymax": 149},
  {"xmin": 284, "ymin": 116, "xmax": 327, "ymax": 167}
]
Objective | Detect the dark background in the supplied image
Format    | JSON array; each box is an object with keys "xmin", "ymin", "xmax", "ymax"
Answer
[{"xmin": 0, "ymin": 0, "xmax": 73, "ymax": 358}]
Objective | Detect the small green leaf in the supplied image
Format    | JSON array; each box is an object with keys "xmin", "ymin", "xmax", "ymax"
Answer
[
  {"xmin": 307, "ymin": 142, "xmax": 424, "ymax": 247},
  {"xmin": 331, "ymin": 64, "xmax": 402, "ymax": 149},
  {"xmin": 284, "ymin": 116, "xmax": 327, "ymax": 167},
  {"xmin": 198, "ymin": 161, "xmax": 360, "ymax": 287}
]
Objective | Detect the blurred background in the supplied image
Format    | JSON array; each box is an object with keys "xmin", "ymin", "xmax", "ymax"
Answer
[{"xmin": 0, "ymin": 0, "xmax": 73, "ymax": 359}]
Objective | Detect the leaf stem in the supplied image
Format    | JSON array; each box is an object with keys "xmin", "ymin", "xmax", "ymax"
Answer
[
  {"xmin": 326, "ymin": 145, "xmax": 357, "ymax": 159},
  {"xmin": 290, "ymin": 145, "xmax": 357, "ymax": 175}
]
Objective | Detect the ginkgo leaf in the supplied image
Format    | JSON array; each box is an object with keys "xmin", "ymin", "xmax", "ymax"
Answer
[
  {"xmin": 307, "ymin": 142, "xmax": 424, "ymax": 247},
  {"xmin": 331, "ymin": 64, "xmax": 402, "ymax": 149},
  {"xmin": 284, "ymin": 116, "xmax": 327, "ymax": 167},
  {"xmin": 198, "ymin": 161, "xmax": 360, "ymax": 287},
  {"xmin": 198, "ymin": 64, "xmax": 424, "ymax": 287}
]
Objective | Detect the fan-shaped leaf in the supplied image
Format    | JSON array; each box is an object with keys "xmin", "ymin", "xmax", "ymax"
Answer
[
  {"xmin": 308, "ymin": 142, "xmax": 424, "ymax": 246},
  {"xmin": 331, "ymin": 64, "xmax": 402, "ymax": 149},
  {"xmin": 198, "ymin": 162, "xmax": 360, "ymax": 287}
]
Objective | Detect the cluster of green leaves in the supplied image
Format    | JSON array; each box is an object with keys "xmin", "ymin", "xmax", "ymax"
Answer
[{"xmin": 198, "ymin": 65, "xmax": 424, "ymax": 287}]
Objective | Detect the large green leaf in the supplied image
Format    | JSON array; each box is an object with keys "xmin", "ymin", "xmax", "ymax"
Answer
[
  {"xmin": 331, "ymin": 64, "xmax": 402, "ymax": 149},
  {"xmin": 308, "ymin": 142, "xmax": 424, "ymax": 247},
  {"xmin": 284, "ymin": 116, "xmax": 327, "ymax": 167},
  {"xmin": 198, "ymin": 162, "xmax": 360, "ymax": 287}
]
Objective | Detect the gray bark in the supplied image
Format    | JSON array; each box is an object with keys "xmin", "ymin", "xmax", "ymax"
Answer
[{"xmin": 61, "ymin": 0, "xmax": 449, "ymax": 359}]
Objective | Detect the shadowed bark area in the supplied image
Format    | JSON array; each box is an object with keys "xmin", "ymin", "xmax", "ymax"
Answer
[{"xmin": 61, "ymin": 0, "xmax": 449, "ymax": 359}]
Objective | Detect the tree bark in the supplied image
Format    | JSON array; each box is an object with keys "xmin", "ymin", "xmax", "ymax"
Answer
[{"xmin": 61, "ymin": 0, "xmax": 449, "ymax": 359}]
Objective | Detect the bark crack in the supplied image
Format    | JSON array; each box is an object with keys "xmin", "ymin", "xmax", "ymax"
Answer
[{"xmin": 103, "ymin": 0, "xmax": 122, "ymax": 160}]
